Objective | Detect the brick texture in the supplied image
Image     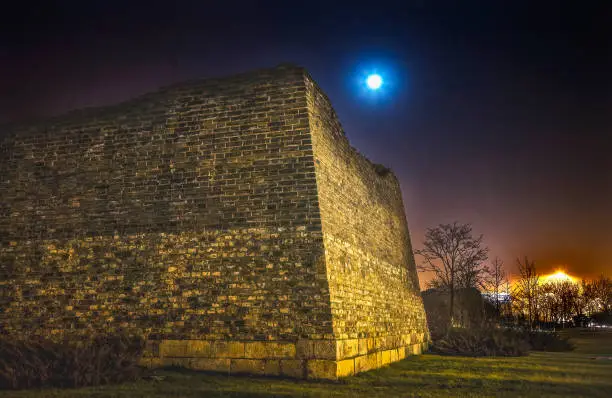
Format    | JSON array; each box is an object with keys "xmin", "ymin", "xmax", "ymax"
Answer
[
  {"xmin": 305, "ymin": 72, "xmax": 429, "ymax": 347},
  {"xmin": 0, "ymin": 64, "xmax": 428, "ymax": 379}
]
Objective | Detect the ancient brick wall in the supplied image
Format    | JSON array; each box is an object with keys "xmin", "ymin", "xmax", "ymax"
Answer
[
  {"xmin": 0, "ymin": 65, "xmax": 428, "ymax": 379},
  {"xmin": 0, "ymin": 66, "xmax": 331, "ymax": 341},
  {"xmin": 305, "ymin": 73, "xmax": 429, "ymax": 373}
]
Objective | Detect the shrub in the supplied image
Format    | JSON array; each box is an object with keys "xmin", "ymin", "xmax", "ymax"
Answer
[
  {"xmin": 519, "ymin": 330, "xmax": 574, "ymax": 352},
  {"xmin": 429, "ymin": 327, "xmax": 575, "ymax": 357},
  {"xmin": 591, "ymin": 310, "xmax": 612, "ymax": 326},
  {"xmin": 0, "ymin": 334, "xmax": 145, "ymax": 390},
  {"xmin": 430, "ymin": 328, "xmax": 530, "ymax": 357}
]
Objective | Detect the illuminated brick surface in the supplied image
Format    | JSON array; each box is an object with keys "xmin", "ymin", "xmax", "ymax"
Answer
[{"xmin": 0, "ymin": 65, "xmax": 428, "ymax": 378}]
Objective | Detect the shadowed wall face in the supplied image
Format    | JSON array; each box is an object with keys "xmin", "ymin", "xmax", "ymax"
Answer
[{"xmin": 0, "ymin": 65, "xmax": 428, "ymax": 379}]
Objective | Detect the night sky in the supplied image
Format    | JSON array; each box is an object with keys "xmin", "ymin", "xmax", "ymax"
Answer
[{"xmin": 1, "ymin": 1, "xmax": 610, "ymax": 285}]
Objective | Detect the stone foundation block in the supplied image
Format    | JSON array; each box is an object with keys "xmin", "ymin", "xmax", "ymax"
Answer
[
  {"xmin": 139, "ymin": 357, "xmax": 164, "ymax": 368},
  {"xmin": 358, "ymin": 338, "xmax": 368, "ymax": 355},
  {"xmin": 280, "ymin": 359, "xmax": 306, "ymax": 378},
  {"xmin": 336, "ymin": 359, "xmax": 355, "ymax": 377},
  {"xmin": 190, "ymin": 358, "xmax": 230, "ymax": 373},
  {"xmin": 312, "ymin": 340, "xmax": 336, "ymax": 359},
  {"xmin": 296, "ymin": 339, "xmax": 314, "ymax": 359},
  {"xmin": 307, "ymin": 358, "xmax": 356, "ymax": 379},
  {"xmin": 366, "ymin": 338, "xmax": 375, "ymax": 353},
  {"xmin": 245, "ymin": 342, "xmax": 296, "ymax": 359},
  {"xmin": 390, "ymin": 348, "xmax": 398, "ymax": 363},
  {"xmin": 159, "ymin": 340, "xmax": 188, "ymax": 357},
  {"xmin": 337, "ymin": 339, "xmax": 359, "ymax": 359},
  {"xmin": 354, "ymin": 352, "xmax": 378, "ymax": 373},
  {"xmin": 381, "ymin": 349, "xmax": 391, "ymax": 366},
  {"xmin": 142, "ymin": 338, "xmax": 429, "ymax": 379},
  {"xmin": 307, "ymin": 360, "xmax": 337, "ymax": 379},
  {"xmin": 187, "ymin": 340, "xmax": 214, "ymax": 357},
  {"xmin": 161, "ymin": 357, "xmax": 191, "ymax": 368},
  {"xmin": 264, "ymin": 360, "xmax": 281, "ymax": 376},
  {"xmin": 144, "ymin": 341, "xmax": 160, "ymax": 357},
  {"xmin": 214, "ymin": 341, "xmax": 245, "ymax": 358},
  {"xmin": 231, "ymin": 359, "xmax": 266, "ymax": 375}
]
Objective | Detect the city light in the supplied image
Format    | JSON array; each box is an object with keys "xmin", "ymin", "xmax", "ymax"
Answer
[{"xmin": 542, "ymin": 270, "xmax": 576, "ymax": 283}]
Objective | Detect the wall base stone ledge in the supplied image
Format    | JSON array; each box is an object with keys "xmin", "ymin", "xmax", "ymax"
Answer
[{"xmin": 140, "ymin": 339, "xmax": 428, "ymax": 380}]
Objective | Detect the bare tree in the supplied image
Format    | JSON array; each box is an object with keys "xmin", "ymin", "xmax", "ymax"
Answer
[
  {"xmin": 539, "ymin": 280, "xmax": 580, "ymax": 326},
  {"xmin": 555, "ymin": 280, "xmax": 580, "ymax": 327},
  {"xmin": 513, "ymin": 256, "xmax": 540, "ymax": 329},
  {"xmin": 416, "ymin": 222, "xmax": 488, "ymax": 327},
  {"xmin": 501, "ymin": 279, "xmax": 513, "ymax": 320},
  {"xmin": 484, "ymin": 257, "xmax": 507, "ymax": 315},
  {"xmin": 595, "ymin": 275, "xmax": 611, "ymax": 313},
  {"xmin": 582, "ymin": 275, "xmax": 612, "ymax": 314},
  {"xmin": 539, "ymin": 282, "xmax": 556, "ymax": 323},
  {"xmin": 456, "ymin": 256, "xmax": 489, "ymax": 290},
  {"xmin": 577, "ymin": 279, "xmax": 590, "ymax": 315}
]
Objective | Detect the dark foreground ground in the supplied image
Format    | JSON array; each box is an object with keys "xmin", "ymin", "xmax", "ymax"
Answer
[{"xmin": 4, "ymin": 329, "xmax": 612, "ymax": 398}]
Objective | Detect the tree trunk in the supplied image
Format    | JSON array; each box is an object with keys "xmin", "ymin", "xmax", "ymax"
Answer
[{"xmin": 449, "ymin": 276, "xmax": 455, "ymax": 328}]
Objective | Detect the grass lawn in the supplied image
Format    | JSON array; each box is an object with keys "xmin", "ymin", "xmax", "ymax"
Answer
[{"xmin": 3, "ymin": 329, "xmax": 611, "ymax": 398}]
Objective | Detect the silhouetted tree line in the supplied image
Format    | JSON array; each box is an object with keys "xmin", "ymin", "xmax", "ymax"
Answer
[
  {"xmin": 417, "ymin": 223, "xmax": 611, "ymax": 336},
  {"xmin": 511, "ymin": 261, "xmax": 611, "ymax": 330}
]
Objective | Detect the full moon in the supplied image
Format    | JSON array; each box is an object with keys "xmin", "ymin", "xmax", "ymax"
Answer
[{"xmin": 366, "ymin": 74, "xmax": 383, "ymax": 90}]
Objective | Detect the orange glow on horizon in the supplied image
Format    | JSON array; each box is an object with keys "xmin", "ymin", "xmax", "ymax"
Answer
[
  {"xmin": 505, "ymin": 269, "xmax": 579, "ymax": 288},
  {"xmin": 541, "ymin": 270, "xmax": 577, "ymax": 284}
]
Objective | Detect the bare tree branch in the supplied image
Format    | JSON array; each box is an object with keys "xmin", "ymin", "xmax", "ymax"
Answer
[
  {"xmin": 416, "ymin": 222, "xmax": 488, "ymax": 328},
  {"xmin": 513, "ymin": 256, "xmax": 540, "ymax": 330},
  {"xmin": 483, "ymin": 257, "xmax": 507, "ymax": 314}
]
